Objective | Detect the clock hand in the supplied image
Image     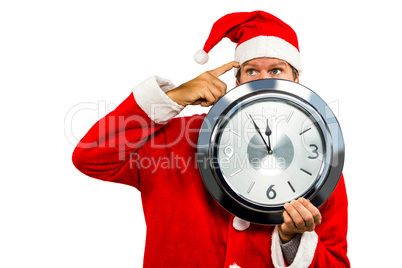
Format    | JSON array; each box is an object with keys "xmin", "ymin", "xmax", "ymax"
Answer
[
  {"xmin": 247, "ymin": 113, "xmax": 273, "ymax": 154},
  {"xmin": 265, "ymin": 119, "xmax": 273, "ymax": 154}
]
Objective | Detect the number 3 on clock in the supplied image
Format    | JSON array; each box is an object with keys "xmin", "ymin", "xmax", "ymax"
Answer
[{"xmin": 308, "ymin": 144, "xmax": 319, "ymax": 159}]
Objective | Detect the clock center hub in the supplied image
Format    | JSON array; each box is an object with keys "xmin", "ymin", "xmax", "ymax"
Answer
[{"xmin": 247, "ymin": 131, "xmax": 294, "ymax": 176}]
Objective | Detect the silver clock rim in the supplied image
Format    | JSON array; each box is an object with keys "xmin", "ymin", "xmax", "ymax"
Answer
[{"xmin": 197, "ymin": 79, "xmax": 345, "ymax": 225}]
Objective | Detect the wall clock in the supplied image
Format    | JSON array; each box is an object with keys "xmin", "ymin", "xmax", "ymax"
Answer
[{"xmin": 197, "ymin": 79, "xmax": 344, "ymax": 224}]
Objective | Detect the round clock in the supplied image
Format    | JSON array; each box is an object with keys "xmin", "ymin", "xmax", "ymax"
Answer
[{"xmin": 197, "ymin": 79, "xmax": 344, "ymax": 225}]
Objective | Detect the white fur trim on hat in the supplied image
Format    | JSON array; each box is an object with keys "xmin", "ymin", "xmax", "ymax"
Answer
[
  {"xmin": 271, "ymin": 226, "xmax": 318, "ymax": 267},
  {"xmin": 229, "ymin": 263, "xmax": 241, "ymax": 268},
  {"xmin": 235, "ymin": 36, "xmax": 302, "ymax": 73}
]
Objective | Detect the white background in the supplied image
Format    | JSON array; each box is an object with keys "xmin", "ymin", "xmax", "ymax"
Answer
[{"xmin": 1, "ymin": 0, "xmax": 401, "ymax": 267}]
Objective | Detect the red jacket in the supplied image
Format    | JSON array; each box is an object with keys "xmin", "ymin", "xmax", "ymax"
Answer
[{"xmin": 72, "ymin": 76, "xmax": 350, "ymax": 267}]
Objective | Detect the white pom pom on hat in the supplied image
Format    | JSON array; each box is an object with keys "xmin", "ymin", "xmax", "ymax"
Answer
[
  {"xmin": 194, "ymin": 49, "xmax": 209, "ymax": 65},
  {"xmin": 193, "ymin": 10, "xmax": 302, "ymax": 73}
]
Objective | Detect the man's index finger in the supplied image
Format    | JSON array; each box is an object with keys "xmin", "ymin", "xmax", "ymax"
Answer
[{"xmin": 209, "ymin": 61, "xmax": 240, "ymax": 77}]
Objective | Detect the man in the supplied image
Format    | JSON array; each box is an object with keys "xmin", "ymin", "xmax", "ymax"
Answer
[{"xmin": 73, "ymin": 11, "xmax": 349, "ymax": 267}]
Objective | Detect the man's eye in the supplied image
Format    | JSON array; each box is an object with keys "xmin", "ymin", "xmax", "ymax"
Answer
[
  {"xmin": 247, "ymin": 69, "xmax": 257, "ymax": 75},
  {"xmin": 271, "ymin": 68, "xmax": 282, "ymax": 75}
]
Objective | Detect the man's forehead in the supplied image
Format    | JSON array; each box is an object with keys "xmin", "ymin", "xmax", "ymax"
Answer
[{"xmin": 242, "ymin": 58, "xmax": 289, "ymax": 68}]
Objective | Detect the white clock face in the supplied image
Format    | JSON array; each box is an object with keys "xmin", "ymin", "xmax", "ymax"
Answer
[{"xmin": 216, "ymin": 98, "xmax": 326, "ymax": 206}]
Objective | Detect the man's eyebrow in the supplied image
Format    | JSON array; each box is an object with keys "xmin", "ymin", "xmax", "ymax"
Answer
[
  {"xmin": 242, "ymin": 62, "xmax": 263, "ymax": 69},
  {"xmin": 242, "ymin": 62, "xmax": 257, "ymax": 68}
]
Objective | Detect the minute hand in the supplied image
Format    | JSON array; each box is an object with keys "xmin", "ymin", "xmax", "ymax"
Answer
[{"xmin": 247, "ymin": 113, "xmax": 272, "ymax": 154}]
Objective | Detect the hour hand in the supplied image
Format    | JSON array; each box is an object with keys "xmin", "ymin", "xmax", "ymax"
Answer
[
  {"xmin": 265, "ymin": 119, "xmax": 272, "ymax": 136},
  {"xmin": 247, "ymin": 113, "xmax": 272, "ymax": 154},
  {"xmin": 265, "ymin": 119, "xmax": 273, "ymax": 153}
]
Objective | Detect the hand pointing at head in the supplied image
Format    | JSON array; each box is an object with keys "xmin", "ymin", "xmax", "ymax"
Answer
[{"xmin": 166, "ymin": 61, "xmax": 240, "ymax": 107}]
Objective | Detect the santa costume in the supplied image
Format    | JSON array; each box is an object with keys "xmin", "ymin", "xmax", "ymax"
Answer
[{"xmin": 73, "ymin": 11, "xmax": 350, "ymax": 267}]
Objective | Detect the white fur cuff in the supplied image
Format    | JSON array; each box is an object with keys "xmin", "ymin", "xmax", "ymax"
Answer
[
  {"xmin": 271, "ymin": 226, "xmax": 318, "ymax": 268},
  {"xmin": 132, "ymin": 75, "xmax": 184, "ymax": 124}
]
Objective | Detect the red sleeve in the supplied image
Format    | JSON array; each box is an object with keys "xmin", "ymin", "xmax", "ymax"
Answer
[
  {"xmin": 310, "ymin": 174, "xmax": 350, "ymax": 267},
  {"xmin": 72, "ymin": 93, "xmax": 164, "ymax": 190}
]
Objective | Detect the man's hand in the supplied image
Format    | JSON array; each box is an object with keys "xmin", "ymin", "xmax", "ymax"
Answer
[
  {"xmin": 278, "ymin": 197, "xmax": 322, "ymax": 243},
  {"xmin": 166, "ymin": 61, "xmax": 240, "ymax": 107}
]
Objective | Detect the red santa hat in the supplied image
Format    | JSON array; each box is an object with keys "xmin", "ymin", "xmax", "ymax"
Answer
[{"xmin": 194, "ymin": 10, "xmax": 302, "ymax": 73}]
